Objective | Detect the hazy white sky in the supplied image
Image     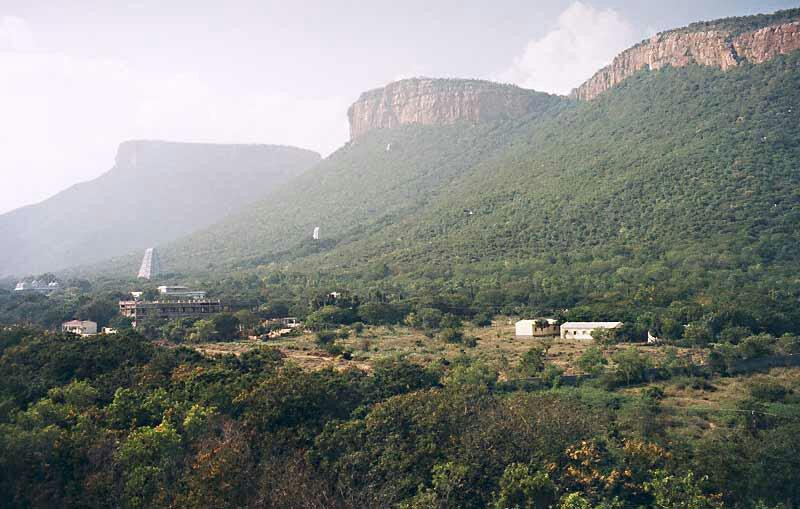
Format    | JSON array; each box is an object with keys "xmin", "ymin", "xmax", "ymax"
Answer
[{"xmin": 1, "ymin": 0, "xmax": 796, "ymax": 214}]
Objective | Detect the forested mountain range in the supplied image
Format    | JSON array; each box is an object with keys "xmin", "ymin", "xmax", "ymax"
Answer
[
  {"xmin": 92, "ymin": 8, "xmax": 800, "ymax": 330},
  {"xmin": 0, "ymin": 141, "xmax": 320, "ymax": 277}
]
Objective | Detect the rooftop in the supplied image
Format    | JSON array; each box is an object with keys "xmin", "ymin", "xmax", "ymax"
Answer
[{"xmin": 561, "ymin": 322, "xmax": 623, "ymax": 328}]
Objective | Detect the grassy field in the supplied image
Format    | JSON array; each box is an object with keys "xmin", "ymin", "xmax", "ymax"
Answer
[
  {"xmin": 192, "ymin": 318, "xmax": 706, "ymax": 378},
  {"xmin": 184, "ymin": 318, "xmax": 800, "ymax": 443}
]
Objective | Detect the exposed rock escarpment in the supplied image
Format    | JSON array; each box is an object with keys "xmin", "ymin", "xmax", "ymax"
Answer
[
  {"xmin": 574, "ymin": 19, "xmax": 800, "ymax": 101},
  {"xmin": 347, "ymin": 78, "xmax": 556, "ymax": 140}
]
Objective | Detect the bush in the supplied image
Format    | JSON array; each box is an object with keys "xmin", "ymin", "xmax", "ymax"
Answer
[
  {"xmin": 738, "ymin": 334, "xmax": 776, "ymax": 359},
  {"xmin": 440, "ymin": 313, "xmax": 462, "ymax": 329},
  {"xmin": 719, "ymin": 326, "xmax": 752, "ymax": 344},
  {"xmin": 472, "ymin": 312, "xmax": 492, "ymax": 327},
  {"xmin": 405, "ymin": 308, "xmax": 444, "ymax": 330},
  {"xmin": 315, "ymin": 331, "xmax": 337, "ymax": 346},
  {"xmin": 541, "ymin": 364, "xmax": 564, "ymax": 387},
  {"xmin": 306, "ymin": 306, "xmax": 357, "ymax": 330},
  {"xmin": 748, "ymin": 380, "xmax": 789, "ymax": 402},
  {"xmin": 577, "ymin": 346, "xmax": 607, "ymax": 375},
  {"xmin": 519, "ymin": 346, "xmax": 547, "ymax": 376},
  {"xmin": 777, "ymin": 333, "xmax": 800, "ymax": 355},
  {"xmin": 325, "ymin": 343, "xmax": 344, "ymax": 356},
  {"xmin": 358, "ymin": 302, "xmax": 405, "ymax": 325},
  {"xmin": 438, "ymin": 328, "xmax": 464, "ymax": 344}
]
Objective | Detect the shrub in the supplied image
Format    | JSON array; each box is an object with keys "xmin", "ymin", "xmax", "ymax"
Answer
[
  {"xmin": 472, "ymin": 312, "xmax": 492, "ymax": 327},
  {"xmin": 438, "ymin": 328, "xmax": 464, "ymax": 344},
  {"xmin": 577, "ymin": 346, "xmax": 607, "ymax": 375},
  {"xmin": 519, "ymin": 346, "xmax": 547, "ymax": 376},
  {"xmin": 315, "ymin": 331, "xmax": 337, "ymax": 346},
  {"xmin": 358, "ymin": 302, "xmax": 405, "ymax": 325},
  {"xmin": 542, "ymin": 364, "xmax": 564, "ymax": 387},
  {"xmin": 748, "ymin": 380, "xmax": 789, "ymax": 402},
  {"xmin": 738, "ymin": 334, "xmax": 776, "ymax": 359},
  {"xmin": 306, "ymin": 306, "xmax": 357, "ymax": 330}
]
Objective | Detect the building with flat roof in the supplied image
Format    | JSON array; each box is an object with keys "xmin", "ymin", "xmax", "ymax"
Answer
[
  {"xmin": 560, "ymin": 322, "xmax": 623, "ymax": 340},
  {"xmin": 62, "ymin": 320, "xmax": 98, "ymax": 336},
  {"xmin": 119, "ymin": 299, "xmax": 223, "ymax": 327},
  {"xmin": 157, "ymin": 286, "xmax": 206, "ymax": 299},
  {"xmin": 515, "ymin": 318, "xmax": 559, "ymax": 337}
]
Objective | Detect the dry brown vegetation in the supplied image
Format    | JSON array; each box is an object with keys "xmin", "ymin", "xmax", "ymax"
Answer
[{"xmin": 190, "ymin": 318, "xmax": 706, "ymax": 377}]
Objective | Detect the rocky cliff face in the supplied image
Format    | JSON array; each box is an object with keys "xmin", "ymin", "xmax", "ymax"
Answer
[
  {"xmin": 574, "ymin": 20, "xmax": 800, "ymax": 101},
  {"xmin": 347, "ymin": 78, "xmax": 554, "ymax": 139}
]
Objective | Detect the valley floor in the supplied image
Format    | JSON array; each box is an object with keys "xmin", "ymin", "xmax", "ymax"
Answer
[{"xmin": 189, "ymin": 318, "xmax": 707, "ymax": 377}]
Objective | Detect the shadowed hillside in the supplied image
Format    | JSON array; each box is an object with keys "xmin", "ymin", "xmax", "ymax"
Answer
[{"xmin": 0, "ymin": 141, "xmax": 321, "ymax": 277}]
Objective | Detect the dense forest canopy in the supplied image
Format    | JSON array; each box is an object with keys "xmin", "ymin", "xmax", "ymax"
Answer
[{"xmin": 2, "ymin": 326, "xmax": 800, "ymax": 508}]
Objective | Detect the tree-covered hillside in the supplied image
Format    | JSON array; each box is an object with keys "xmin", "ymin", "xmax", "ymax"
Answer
[
  {"xmin": 0, "ymin": 141, "xmax": 321, "ymax": 278},
  {"xmin": 158, "ymin": 90, "xmax": 567, "ymax": 273},
  {"xmin": 137, "ymin": 52, "xmax": 800, "ymax": 333}
]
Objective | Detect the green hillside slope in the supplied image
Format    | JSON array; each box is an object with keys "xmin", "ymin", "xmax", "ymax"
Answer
[
  {"xmin": 0, "ymin": 141, "xmax": 321, "ymax": 277},
  {"xmin": 159, "ymin": 91, "xmax": 567, "ymax": 272},
  {"xmin": 151, "ymin": 51, "xmax": 800, "ymax": 331}
]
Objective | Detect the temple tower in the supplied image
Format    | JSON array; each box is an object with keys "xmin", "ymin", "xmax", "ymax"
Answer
[{"xmin": 137, "ymin": 247, "xmax": 162, "ymax": 280}]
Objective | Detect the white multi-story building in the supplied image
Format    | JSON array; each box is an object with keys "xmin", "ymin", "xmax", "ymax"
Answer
[
  {"xmin": 560, "ymin": 322, "xmax": 623, "ymax": 340},
  {"xmin": 62, "ymin": 320, "xmax": 98, "ymax": 336}
]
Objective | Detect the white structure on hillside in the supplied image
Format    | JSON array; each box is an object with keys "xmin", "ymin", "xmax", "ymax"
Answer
[
  {"xmin": 560, "ymin": 322, "xmax": 623, "ymax": 340},
  {"xmin": 515, "ymin": 318, "xmax": 559, "ymax": 337},
  {"xmin": 647, "ymin": 331, "xmax": 662, "ymax": 345},
  {"xmin": 62, "ymin": 320, "xmax": 98, "ymax": 336},
  {"xmin": 312, "ymin": 226, "xmax": 320, "ymax": 240},
  {"xmin": 15, "ymin": 280, "xmax": 60, "ymax": 294},
  {"xmin": 158, "ymin": 286, "xmax": 206, "ymax": 299},
  {"xmin": 137, "ymin": 247, "xmax": 162, "ymax": 280}
]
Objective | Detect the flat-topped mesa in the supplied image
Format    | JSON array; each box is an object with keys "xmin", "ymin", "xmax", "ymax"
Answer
[
  {"xmin": 347, "ymin": 78, "xmax": 550, "ymax": 140},
  {"xmin": 573, "ymin": 17, "xmax": 800, "ymax": 101}
]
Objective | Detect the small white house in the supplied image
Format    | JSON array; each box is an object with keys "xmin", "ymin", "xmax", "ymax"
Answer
[
  {"xmin": 515, "ymin": 318, "xmax": 559, "ymax": 337},
  {"xmin": 560, "ymin": 322, "xmax": 622, "ymax": 340},
  {"xmin": 62, "ymin": 320, "xmax": 98, "ymax": 336}
]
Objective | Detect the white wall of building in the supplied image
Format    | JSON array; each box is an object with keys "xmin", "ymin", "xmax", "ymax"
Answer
[{"xmin": 559, "ymin": 322, "xmax": 622, "ymax": 340}]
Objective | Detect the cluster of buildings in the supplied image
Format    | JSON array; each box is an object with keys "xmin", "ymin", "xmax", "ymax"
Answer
[
  {"xmin": 61, "ymin": 320, "xmax": 117, "ymax": 337},
  {"xmin": 14, "ymin": 279, "xmax": 60, "ymax": 294},
  {"xmin": 121, "ymin": 282, "xmax": 218, "ymax": 328},
  {"xmin": 515, "ymin": 319, "xmax": 623, "ymax": 340}
]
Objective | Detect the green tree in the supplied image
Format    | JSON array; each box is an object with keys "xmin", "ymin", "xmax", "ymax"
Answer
[
  {"xmin": 577, "ymin": 346, "xmax": 608, "ymax": 375},
  {"xmin": 519, "ymin": 346, "xmax": 547, "ymax": 376},
  {"xmin": 190, "ymin": 319, "xmax": 216, "ymax": 343},
  {"xmin": 211, "ymin": 313, "xmax": 240, "ymax": 341},
  {"xmin": 114, "ymin": 422, "xmax": 182, "ymax": 509},
  {"xmin": 611, "ymin": 348, "xmax": 651, "ymax": 386},
  {"xmin": 644, "ymin": 470, "xmax": 723, "ymax": 509},
  {"xmin": 492, "ymin": 464, "xmax": 557, "ymax": 509}
]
